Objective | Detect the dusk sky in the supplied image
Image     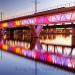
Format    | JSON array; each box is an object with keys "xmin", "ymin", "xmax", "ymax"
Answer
[{"xmin": 0, "ymin": 0, "xmax": 75, "ymax": 20}]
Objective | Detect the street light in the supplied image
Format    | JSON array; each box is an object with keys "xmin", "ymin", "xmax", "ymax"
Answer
[
  {"xmin": 35, "ymin": 0, "xmax": 37, "ymax": 13},
  {"xmin": 0, "ymin": 12, "xmax": 2, "ymax": 21},
  {"xmin": 32, "ymin": 0, "xmax": 40, "ymax": 14}
]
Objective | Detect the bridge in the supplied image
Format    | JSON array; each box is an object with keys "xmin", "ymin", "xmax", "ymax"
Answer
[
  {"xmin": 0, "ymin": 6, "xmax": 75, "ymax": 72},
  {"xmin": 1, "ymin": 6, "xmax": 75, "ymax": 27}
]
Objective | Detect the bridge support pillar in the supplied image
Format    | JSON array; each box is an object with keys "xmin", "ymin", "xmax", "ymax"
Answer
[
  {"xmin": 29, "ymin": 25, "xmax": 43, "ymax": 50},
  {"xmin": 29, "ymin": 25, "xmax": 43, "ymax": 38},
  {"xmin": 0, "ymin": 28, "xmax": 6, "ymax": 44}
]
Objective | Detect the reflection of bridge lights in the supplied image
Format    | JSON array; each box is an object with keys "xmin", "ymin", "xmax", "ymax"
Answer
[
  {"xmin": 32, "ymin": 51, "xmax": 36, "ymax": 59},
  {"xmin": 22, "ymin": 49, "xmax": 26, "ymax": 56},
  {"xmin": 42, "ymin": 44, "xmax": 47, "ymax": 52},
  {"xmin": 41, "ymin": 34, "xmax": 71, "ymax": 46},
  {"xmin": 60, "ymin": 57, "xmax": 71, "ymax": 67},
  {"xmin": 1, "ymin": 43, "xmax": 75, "ymax": 69},
  {"xmin": 64, "ymin": 47, "xmax": 71, "ymax": 55},
  {"xmin": 67, "ymin": 59, "xmax": 72, "ymax": 68},
  {"xmin": 25, "ymin": 42, "xmax": 30, "ymax": 50},
  {"xmin": 48, "ymin": 45, "xmax": 54, "ymax": 53},
  {"xmin": 2, "ymin": 44, "xmax": 8, "ymax": 51},
  {"xmin": 24, "ymin": 50, "xmax": 32, "ymax": 57},
  {"xmin": 55, "ymin": 46, "xmax": 62, "ymax": 54},
  {"xmin": 34, "ymin": 51, "xmax": 41, "ymax": 59},
  {"xmin": 44, "ymin": 52, "xmax": 52, "ymax": 62},
  {"xmin": 52, "ymin": 55, "xmax": 62, "ymax": 65},
  {"xmin": 51, "ymin": 54, "xmax": 72, "ymax": 68},
  {"xmin": 72, "ymin": 48, "xmax": 75, "ymax": 56},
  {"xmin": 8, "ymin": 46, "xmax": 14, "ymax": 52},
  {"xmin": 39, "ymin": 53, "xmax": 45, "ymax": 61},
  {"xmin": 0, "ymin": 44, "xmax": 2, "ymax": 49},
  {"xmin": 15, "ymin": 47, "xmax": 22, "ymax": 55},
  {"xmin": 71, "ymin": 58, "xmax": 75, "ymax": 68}
]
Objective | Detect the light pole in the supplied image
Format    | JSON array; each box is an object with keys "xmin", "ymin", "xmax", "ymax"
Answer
[
  {"xmin": 1, "ymin": 12, "xmax": 2, "ymax": 21},
  {"xmin": 35, "ymin": 0, "xmax": 37, "ymax": 13},
  {"xmin": 32, "ymin": 0, "xmax": 39, "ymax": 13}
]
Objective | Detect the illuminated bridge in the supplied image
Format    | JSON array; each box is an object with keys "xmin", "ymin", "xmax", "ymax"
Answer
[{"xmin": 0, "ymin": 6, "xmax": 75, "ymax": 72}]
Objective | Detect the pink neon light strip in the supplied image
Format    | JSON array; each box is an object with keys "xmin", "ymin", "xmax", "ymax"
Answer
[{"xmin": 1, "ymin": 11, "xmax": 75, "ymax": 27}]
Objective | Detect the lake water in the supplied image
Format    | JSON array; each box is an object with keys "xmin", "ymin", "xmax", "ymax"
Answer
[{"xmin": 0, "ymin": 50, "xmax": 74, "ymax": 75}]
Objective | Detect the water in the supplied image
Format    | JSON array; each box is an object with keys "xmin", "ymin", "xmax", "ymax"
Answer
[{"xmin": 0, "ymin": 50, "xmax": 74, "ymax": 75}]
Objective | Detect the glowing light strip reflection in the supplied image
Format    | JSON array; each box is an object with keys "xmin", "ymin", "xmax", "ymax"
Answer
[{"xmin": 0, "ymin": 43, "xmax": 75, "ymax": 69}]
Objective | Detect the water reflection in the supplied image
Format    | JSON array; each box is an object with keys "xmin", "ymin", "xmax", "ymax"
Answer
[
  {"xmin": 40, "ymin": 34, "xmax": 72, "ymax": 46},
  {"xmin": 39, "ymin": 28, "xmax": 71, "ymax": 46},
  {"xmin": 1, "ymin": 27, "xmax": 75, "ymax": 72},
  {"xmin": 4, "ymin": 27, "xmax": 72, "ymax": 51},
  {"xmin": 30, "ymin": 37, "xmax": 42, "ymax": 50}
]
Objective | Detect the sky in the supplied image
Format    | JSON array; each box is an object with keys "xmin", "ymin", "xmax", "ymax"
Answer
[{"xmin": 0, "ymin": 0, "xmax": 75, "ymax": 20}]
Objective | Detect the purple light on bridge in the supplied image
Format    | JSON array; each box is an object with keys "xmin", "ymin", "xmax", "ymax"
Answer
[
  {"xmin": 36, "ymin": 17, "xmax": 45, "ymax": 24},
  {"xmin": 51, "ymin": 14, "xmax": 61, "ymax": 23},
  {"xmin": 21, "ymin": 20, "xmax": 26, "ymax": 25},
  {"xmin": 8, "ymin": 21, "xmax": 14, "ymax": 26}
]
